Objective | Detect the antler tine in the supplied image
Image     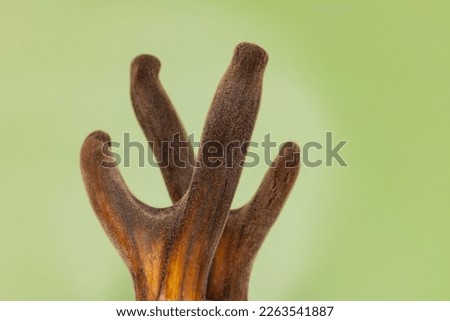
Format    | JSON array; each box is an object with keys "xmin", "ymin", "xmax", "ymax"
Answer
[
  {"xmin": 80, "ymin": 131, "xmax": 169, "ymax": 300},
  {"xmin": 207, "ymin": 142, "xmax": 301, "ymax": 300},
  {"xmin": 160, "ymin": 42, "xmax": 269, "ymax": 300},
  {"xmin": 130, "ymin": 55, "xmax": 195, "ymax": 202}
]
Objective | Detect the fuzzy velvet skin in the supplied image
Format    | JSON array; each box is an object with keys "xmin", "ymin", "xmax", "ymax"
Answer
[{"xmin": 81, "ymin": 43, "xmax": 300, "ymax": 301}]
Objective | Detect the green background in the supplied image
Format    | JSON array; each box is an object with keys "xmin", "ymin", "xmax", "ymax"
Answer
[{"xmin": 1, "ymin": 0, "xmax": 449, "ymax": 300}]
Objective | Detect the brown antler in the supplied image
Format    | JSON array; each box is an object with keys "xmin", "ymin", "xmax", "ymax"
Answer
[{"xmin": 81, "ymin": 42, "xmax": 300, "ymax": 301}]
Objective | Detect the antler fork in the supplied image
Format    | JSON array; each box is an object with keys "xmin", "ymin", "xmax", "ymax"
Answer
[{"xmin": 81, "ymin": 43, "xmax": 300, "ymax": 300}]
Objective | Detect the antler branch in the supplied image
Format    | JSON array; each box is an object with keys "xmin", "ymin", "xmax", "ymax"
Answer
[{"xmin": 81, "ymin": 43, "xmax": 290, "ymax": 301}]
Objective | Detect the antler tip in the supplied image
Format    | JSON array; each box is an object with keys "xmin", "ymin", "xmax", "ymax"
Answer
[
  {"xmin": 80, "ymin": 130, "xmax": 113, "ymax": 167},
  {"xmin": 131, "ymin": 54, "xmax": 161, "ymax": 79},
  {"xmin": 84, "ymin": 130, "xmax": 111, "ymax": 144},
  {"xmin": 279, "ymin": 141, "xmax": 301, "ymax": 168},
  {"xmin": 233, "ymin": 42, "xmax": 268, "ymax": 68}
]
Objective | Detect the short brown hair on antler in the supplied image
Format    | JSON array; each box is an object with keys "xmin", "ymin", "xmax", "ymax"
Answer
[{"xmin": 80, "ymin": 42, "xmax": 300, "ymax": 301}]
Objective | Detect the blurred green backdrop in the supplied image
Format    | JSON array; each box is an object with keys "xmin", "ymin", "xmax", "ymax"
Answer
[{"xmin": 1, "ymin": 0, "xmax": 449, "ymax": 300}]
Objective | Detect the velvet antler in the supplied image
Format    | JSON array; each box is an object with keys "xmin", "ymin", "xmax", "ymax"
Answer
[{"xmin": 81, "ymin": 42, "xmax": 300, "ymax": 301}]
